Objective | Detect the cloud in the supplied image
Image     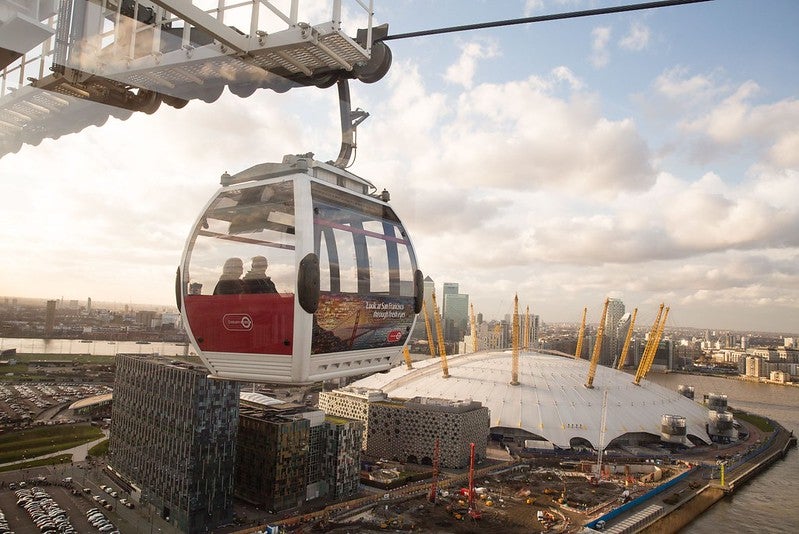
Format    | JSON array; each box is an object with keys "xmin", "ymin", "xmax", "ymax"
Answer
[
  {"xmin": 590, "ymin": 26, "xmax": 611, "ymax": 68},
  {"xmin": 675, "ymin": 80, "xmax": 799, "ymax": 169},
  {"xmin": 619, "ymin": 22, "xmax": 651, "ymax": 51},
  {"xmin": 653, "ymin": 67, "xmax": 721, "ymax": 101},
  {"xmin": 444, "ymin": 39, "xmax": 500, "ymax": 89},
  {"xmin": 428, "ymin": 77, "xmax": 654, "ymax": 194}
]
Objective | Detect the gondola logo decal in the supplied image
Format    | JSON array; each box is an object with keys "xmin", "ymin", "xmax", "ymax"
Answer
[
  {"xmin": 386, "ymin": 330, "xmax": 403, "ymax": 343},
  {"xmin": 223, "ymin": 313, "xmax": 253, "ymax": 331}
]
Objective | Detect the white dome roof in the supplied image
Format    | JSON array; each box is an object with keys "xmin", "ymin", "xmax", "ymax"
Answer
[{"xmin": 351, "ymin": 350, "xmax": 709, "ymax": 449}]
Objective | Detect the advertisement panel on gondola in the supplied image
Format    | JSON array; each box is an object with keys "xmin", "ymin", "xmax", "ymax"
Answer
[{"xmin": 312, "ymin": 294, "xmax": 415, "ymax": 354}]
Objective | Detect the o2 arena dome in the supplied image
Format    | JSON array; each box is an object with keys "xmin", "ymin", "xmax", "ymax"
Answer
[{"xmin": 351, "ymin": 350, "xmax": 711, "ymax": 450}]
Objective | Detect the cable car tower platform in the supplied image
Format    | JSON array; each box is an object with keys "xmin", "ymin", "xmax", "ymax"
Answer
[{"xmin": 0, "ymin": 0, "xmax": 390, "ymax": 157}]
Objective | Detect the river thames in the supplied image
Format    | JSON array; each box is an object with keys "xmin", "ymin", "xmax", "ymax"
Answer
[
  {"xmin": 647, "ymin": 373, "xmax": 798, "ymax": 534},
  {"xmin": 0, "ymin": 337, "xmax": 191, "ymax": 357}
]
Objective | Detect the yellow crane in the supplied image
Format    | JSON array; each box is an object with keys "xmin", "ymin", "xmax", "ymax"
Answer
[
  {"xmin": 639, "ymin": 306, "xmax": 670, "ymax": 380},
  {"xmin": 585, "ymin": 298, "xmax": 610, "ymax": 388},
  {"xmin": 524, "ymin": 305, "xmax": 530, "ymax": 351},
  {"xmin": 575, "ymin": 307, "xmax": 588, "ymax": 359},
  {"xmin": 634, "ymin": 304, "xmax": 664, "ymax": 385},
  {"xmin": 431, "ymin": 291, "xmax": 450, "ymax": 378},
  {"xmin": 422, "ymin": 299, "xmax": 436, "ymax": 358},
  {"xmin": 470, "ymin": 302, "xmax": 478, "ymax": 353},
  {"xmin": 616, "ymin": 308, "xmax": 638, "ymax": 370},
  {"xmin": 511, "ymin": 295, "xmax": 520, "ymax": 386},
  {"xmin": 492, "ymin": 323, "xmax": 504, "ymax": 349}
]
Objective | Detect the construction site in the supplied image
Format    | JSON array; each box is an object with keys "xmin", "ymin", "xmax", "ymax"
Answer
[
  {"xmin": 241, "ymin": 297, "xmax": 791, "ymax": 534},
  {"xmin": 257, "ymin": 404, "xmax": 787, "ymax": 534}
]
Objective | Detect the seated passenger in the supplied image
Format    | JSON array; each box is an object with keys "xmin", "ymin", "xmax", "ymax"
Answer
[
  {"xmin": 213, "ymin": 257, "xmax": 245, "ymax": 295},
  {"xmin": 243, "ymin": 255, "xmax": 278, "ymax": 294}
]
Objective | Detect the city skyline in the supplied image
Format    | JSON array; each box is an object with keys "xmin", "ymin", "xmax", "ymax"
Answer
[
  {"xmin": 1, "ymin": 1, "xmax": 798, "ymax": 333},
  {"xmin": 2, "ymin": 291, "xmax": 796, "ymax": 339}
]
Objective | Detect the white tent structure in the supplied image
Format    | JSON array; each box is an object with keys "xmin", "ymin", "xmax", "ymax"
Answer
[{"xmin": 351, "ymin": 350, "xmax": 710, "ymax": 449}]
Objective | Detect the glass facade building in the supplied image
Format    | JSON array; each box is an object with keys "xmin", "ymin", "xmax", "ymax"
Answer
[{"xmin": 109, "ymin": 354, "xmax": 240, "ymax": 533}]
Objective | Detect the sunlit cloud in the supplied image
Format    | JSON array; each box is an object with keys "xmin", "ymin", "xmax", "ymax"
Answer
[{"xmin": 444, "ymin": 39, "xmax": 500, "ymax": 89}]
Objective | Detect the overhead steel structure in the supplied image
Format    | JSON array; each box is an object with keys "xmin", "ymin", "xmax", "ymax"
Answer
[{"xmin": 0, "ymin": 0, "xmax": 390, "ymax": 157}]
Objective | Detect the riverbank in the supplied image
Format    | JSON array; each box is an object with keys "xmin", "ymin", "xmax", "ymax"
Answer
[
  {"xmin": 665, "ymin": 369, "xmax": 799, "ymax": 388},
  {"xmin": 585, "ymin": 416, "xmax": 797, "ymax": 533},
  {"xmin": 644, "ymin": 423, "xmax": 796, "ymax": 533}
]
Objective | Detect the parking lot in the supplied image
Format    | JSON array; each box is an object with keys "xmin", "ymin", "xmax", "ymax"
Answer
[
  {"xmin": 0, "ymin": 465, "xmax": 165, "ymax": 534},
  {"xmin": 0, "ymin": 473, "xmax": 114, "ymax": 533},
  {"xmin": 0, "ymin": 383, "xmax": 112, "ymax": 430}
]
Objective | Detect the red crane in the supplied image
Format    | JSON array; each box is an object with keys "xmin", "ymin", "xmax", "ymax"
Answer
[
  {"xmin": 429, "ymin": 438, "xmax": 440, "ymax": 503},
  {"xmin": 467, "ymin": 442, "xmax": 481, "ymax": 520}
]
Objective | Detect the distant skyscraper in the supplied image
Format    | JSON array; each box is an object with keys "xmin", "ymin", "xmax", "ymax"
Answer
[
  {"xmin": 604, "ymin": 298, "xmax": 626, "ymax": 366},
  {"xmin": 109, "ymin": 355, "xmax": 240, "ymax": 534},
  {"xmin": 443, "ymin": 291, "xmax": 469, "ymax": 343},
  {"xmin": 412, "ymin": 276, "xmax": 437, "ymax": 341},
  {"xmin": 442, "ymin": 282, "xmax": 459, "ymax": 296},
  {"xmin": 86, "ymin": 297, "xmax": 92, "ymax": 315},
  {"xmin": 45, "ymin": 300, "xmax": 57, "ymax": 337},
  {"xmin": 613, "ymin": 312, "xmax": 632, "ymax": 367}
]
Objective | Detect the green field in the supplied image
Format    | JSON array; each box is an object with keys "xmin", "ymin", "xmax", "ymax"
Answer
[
  {"xmin": 734, "ymin": 411, "xmax": 774, "ymax": 432},
  {"xmin": 9, "ymin": 353, "xmax": 114, "ymax": 364},
  {"xmin": 0, "ymin": 454, "xmax": 72, "ymax": 473},
  {"xmin": 0, "ymin": 352, "xmax": 114, "ymax": 381},
  {"xmin": 0, "ymin": 424, "xmax": 104, "ymax": 463}
]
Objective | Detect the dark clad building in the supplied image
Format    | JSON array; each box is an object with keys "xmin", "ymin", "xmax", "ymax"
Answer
[{"xmin": 109, "ymin": 354, "xmax": 240, "ymax": 533}]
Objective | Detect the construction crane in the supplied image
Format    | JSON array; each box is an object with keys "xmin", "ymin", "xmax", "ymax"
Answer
[
  {"xmin": 596, "ymin": 389, "xmax": 609, "ymax": 479},
  {"xmin": 469, "ymin": 302, "xmax": 478, "ymax": 353},
  {"xmin": 511, "ymin": 294, "xmax": 520, "ymax": 386},
  {"xmin": 575, "ymin": 307, "xmax": 587, "ymax": 359},
  {"xmin": 431, "ymin": 291, "xmax": 450, "ymax": 378},
  {"xmin": 585, "ymin": 298, "xmax": 610, "ymax": 389},
  {"xmin": 467, "ymin": 442, "xmax": 481, "ymax": 520},
  {"xmin": 422, "ymin": 300, "xmax": 437, "ymax": 358},
  {"xmin": 634, "ymin": 304, "xmax": 664, "ymax": 385},
  {"xmin": 523, "ymin": 305, "xmax": 531, "ymax": 351},
  {"xmin": 428, "ymin": 437, "xmax": 440, "ymax": 503},
  {"xmin": 616, "ymin": 308, "xmax": 638, "ymax": 370},
  {"xmin": 492, "ymin": 323, "xmax": 504, "ymax": 349},
  {"xmin": 639, "ymin": 306, "xmax": 670, "ymax": 380}
]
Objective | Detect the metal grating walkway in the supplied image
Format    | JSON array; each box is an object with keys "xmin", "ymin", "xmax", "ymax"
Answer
[{"xmin": 0, "ymin": 0, "xmax": 385, "ymax": 157}]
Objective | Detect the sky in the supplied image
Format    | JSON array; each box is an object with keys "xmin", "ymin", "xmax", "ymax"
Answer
[{"xmin": 0, "ymin": 0, "xmax": 798, "ymax": 334}]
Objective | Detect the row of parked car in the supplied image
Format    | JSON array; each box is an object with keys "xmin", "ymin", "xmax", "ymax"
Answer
[
  {"xmin": 14, "ymin": 487, "xmax": 76, "ymax": 533},
  {"xmin": 93, "ymin": 484, "xmax": 134, "ymax": 509},
  {"xmin": 0, "ymin": 509, "xmax": 13, "ymax": 534},
  {"xmin": 85, "ymin": 507, "xmax": 118, "ymax": 533}
]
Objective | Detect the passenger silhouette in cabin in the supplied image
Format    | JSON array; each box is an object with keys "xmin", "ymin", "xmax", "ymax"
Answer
[
  {"xmin": 243, "ymin": 255, "xmax": 278, "ymax": 294},
  {"xmin": 213, "ymin": 257, "xmax": 245, "ymax": 295}
]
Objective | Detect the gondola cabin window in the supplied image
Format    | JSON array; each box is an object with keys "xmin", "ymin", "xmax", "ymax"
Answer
[
  {"xmin": 183, "ymin": 180, "xmax": 296, "ymax": 355},
  {"xmin": 311, "ymin": 182, "xmax": 416, "ymax": 354}
]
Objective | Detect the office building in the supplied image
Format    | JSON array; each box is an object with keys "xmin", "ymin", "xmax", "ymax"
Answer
[
  {"xmin": 443, "ymin": 292, "xmax": 469, "ymax": 343},
  {"xmin": 318, "ymin": 388, "xmax": 489, "ymax": 468},
  {"xmin": 604, "ymin": 298, "xmax": 625, "ymax": 367},
  {"xmin": 109, "ymin": 354, "xmax": 240, "ymax": 534},
  {"xmin": 236, "ymin": 393, "xmax": 363, "ymax": 510}
]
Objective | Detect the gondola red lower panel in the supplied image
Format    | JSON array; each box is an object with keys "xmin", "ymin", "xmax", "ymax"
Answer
[{"xmin": 184, "ymin": 294, "xmax": 294, "ymax": 355}]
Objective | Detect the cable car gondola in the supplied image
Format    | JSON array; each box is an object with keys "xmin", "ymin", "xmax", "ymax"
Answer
[{"xmin": 178, "ymin": 151, "xmax": 423, "ymax": 384}]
